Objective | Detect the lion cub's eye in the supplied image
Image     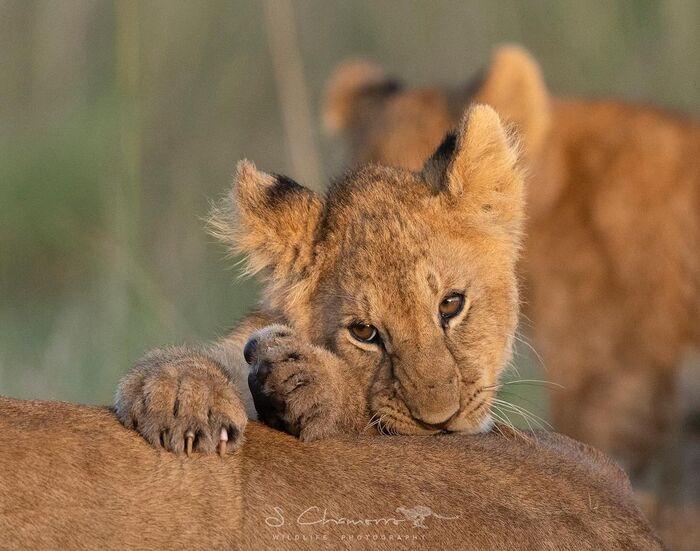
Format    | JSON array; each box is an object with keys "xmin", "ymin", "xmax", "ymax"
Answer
[
  {"xmin": 349, "ymin": 323, "xmax": 379, "ymax": 344},
  {"xmin": 439, "ymin": 293, "xmax": 465, "ymax": 323}
]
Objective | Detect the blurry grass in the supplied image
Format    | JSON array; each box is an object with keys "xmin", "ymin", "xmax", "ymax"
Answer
[{"xmin": 1, "ymin": 0, "xmax": 698, "ymax": 417}]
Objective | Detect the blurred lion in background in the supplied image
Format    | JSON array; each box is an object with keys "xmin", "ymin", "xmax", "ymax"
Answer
[{"xmin": 324, "ymin": 45, "xmax": 700, "ymax": 549}]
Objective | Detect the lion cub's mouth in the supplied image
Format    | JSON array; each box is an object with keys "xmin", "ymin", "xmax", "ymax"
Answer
[{"xmin": 370, "ymin": 395, "xmax": 494, "ymax": 436}]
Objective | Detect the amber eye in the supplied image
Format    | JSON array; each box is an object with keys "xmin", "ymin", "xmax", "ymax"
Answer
[
  {"xmin": 349, "ymin": 323, "xmax": 379, "ymax": 344},
  {"xmin": 439, "ymin": 293, "xmax": 465, "ymax": 323}
]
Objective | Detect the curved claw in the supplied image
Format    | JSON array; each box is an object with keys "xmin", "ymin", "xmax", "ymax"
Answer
[
  {"xmin": 218, "ymin": 427, "xmax": 229, "ymax": 458},
  {"xmin": 185, "ymin": 431, "xmax": 194, "ymax": 457}
]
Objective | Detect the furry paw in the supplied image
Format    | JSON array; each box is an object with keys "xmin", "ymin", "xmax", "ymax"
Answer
[
  {"xmin": 115, "ymin": 347, "xmax": 247, "ymax": 456},
  {"xmin": 245, "ymin": 325, "xmax": 343, "ymax": 441}
]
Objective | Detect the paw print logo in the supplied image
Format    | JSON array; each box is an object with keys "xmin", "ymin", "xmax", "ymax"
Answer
[{"xmin": 396, "ymin": 505, "xmax": 459, "ymax": 529}]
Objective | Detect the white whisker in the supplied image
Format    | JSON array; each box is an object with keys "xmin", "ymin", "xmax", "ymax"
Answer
[
  {"xmin": 493, "ymin": 398, "xmax": 552, "ymax": 431},
  {"xmin": 489, "ymin": 406, "xmax": 525, "ymax": 440},
  {"xmin": 512, "ymin": 333, "xmax": 547, "ymax": 371},
  {"xmin": 499, "ymin": 378, "xmax": 564, "ymax": 389},
  {"xmin": 494, "ymin": 399, "xmax": 536, "ymax": 433}
]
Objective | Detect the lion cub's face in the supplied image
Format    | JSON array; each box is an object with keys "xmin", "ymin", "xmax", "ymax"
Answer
[{"xmin": 214, "ymin": 106, "xmax": 524, "ymax": 435}]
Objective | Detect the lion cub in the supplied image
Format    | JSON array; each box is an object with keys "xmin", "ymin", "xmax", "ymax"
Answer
[{"xmin": 115, "ymin": 105, "xmax": 524, "ymax": 452}]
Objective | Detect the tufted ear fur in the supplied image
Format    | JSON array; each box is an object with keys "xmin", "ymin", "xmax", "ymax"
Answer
[
  {"xmin": 209, "ymin": 160, "xmax": 323, "ymax": 280},
  {"xmin": 423, "ymin": 105, "xmax": 525, "ymax": 239},
  {"xmin": 473, "ymin": 44, "xmax": 551, "ymax": 158},
  {"xmin": 323, "ymin": 59, "xmax": 402, "ymax": 134}
]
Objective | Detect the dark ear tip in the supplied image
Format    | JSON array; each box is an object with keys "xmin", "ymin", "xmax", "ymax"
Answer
[
  {"xmin": 429, "ymin": 132, "xmax": 458, "ymax": 163},
  {"xmin": 422, "ymin": 131, "xmax": 458, "ymax": 189}
]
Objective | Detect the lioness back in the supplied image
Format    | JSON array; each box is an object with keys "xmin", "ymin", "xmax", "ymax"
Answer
[{"xmin": 0, "ymin": 397, "xmax": 661, "ymax": 550}]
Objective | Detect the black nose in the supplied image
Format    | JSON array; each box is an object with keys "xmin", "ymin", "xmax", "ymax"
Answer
[{"xmin": 243, "ymin": 337, "xmax": 258, "ymax": 365}]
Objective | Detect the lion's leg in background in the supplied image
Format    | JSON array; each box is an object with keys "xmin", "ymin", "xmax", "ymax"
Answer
[
  {"xmin": 530, "ymin": 276, "xmax": 678, "ymax": 472},
  {"xmin": 526, "ymin": 194, "xmax": 686, "ymax": 473},
  {"xmin": 539, "ymin": 319, "xmax": 700, "ymax": 550},
  {"xmin": 526, "ymin": 196, "xmax": 700, "ymax": 549}
]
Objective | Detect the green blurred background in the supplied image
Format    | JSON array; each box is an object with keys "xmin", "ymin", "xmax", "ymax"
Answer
[{"xmin": 1, "ymin": 1, "xmax": 698, "ymax": 419}]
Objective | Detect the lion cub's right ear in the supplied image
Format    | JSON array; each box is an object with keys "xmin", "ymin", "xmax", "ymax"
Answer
[
  {"xmin": 209, "ymin": 160, "xmax": 323, "ymax": 279},
  {"xmin": 424, "ymin": 105, "xmax": 525, "ymax": 240}
]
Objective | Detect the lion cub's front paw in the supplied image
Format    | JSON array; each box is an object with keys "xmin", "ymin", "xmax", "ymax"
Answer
[
  {"xmin": 245, "ymin": 325, "xmax": 343, "ymax": 441},
  {"xmin": 115, "ymin": 348, "xmax": 247, "ymax": 456}
]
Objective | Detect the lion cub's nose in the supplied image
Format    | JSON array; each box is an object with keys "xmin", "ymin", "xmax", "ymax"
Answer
[{"xmin": 406, "ymin": 382, "xmax": 460, "ymax": 427}]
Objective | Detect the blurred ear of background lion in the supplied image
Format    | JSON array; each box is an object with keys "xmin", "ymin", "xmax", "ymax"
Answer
[{"xmin": 323, "ymin": 44, "xmax": 700, "ymax": 550}]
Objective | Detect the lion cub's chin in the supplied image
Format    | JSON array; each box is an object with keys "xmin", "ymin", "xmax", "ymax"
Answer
[
  {"xmin": 378, "ymin": 412, "xmax": 494, "ymax": 436},
  {"xmin": 446, "ymin": 413, "xmax": 495, "ymax": 435}
]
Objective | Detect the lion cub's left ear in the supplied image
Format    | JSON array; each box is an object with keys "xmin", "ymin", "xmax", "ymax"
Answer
[
  {"xmin": 424, "ymin": 105, "xmax": 525, "ymax": 240},
  {"xmin": 209, "ymin": 160, "xmax": 323, "ymax": 279}
]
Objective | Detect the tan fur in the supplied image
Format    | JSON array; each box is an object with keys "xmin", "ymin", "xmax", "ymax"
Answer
[
  {"xmin": 323, "ymin": 44, "xmax": 700, "ymax": 549},
  {"xmin": 115, "ymin": 105, "xmax": 526, "ymax": 445},
  {"xmin": 0, "ymin": 397, "xmax": 662, "ymax": 550}
]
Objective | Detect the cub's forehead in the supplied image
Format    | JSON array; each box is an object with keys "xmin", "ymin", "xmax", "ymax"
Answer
[
  {"xmin": 320, "ymin": 165, "xmax": 436, "ymax": 237},
  {"xmin": 314, "ymin": 165, "xmax": 481, "ymax": 286},
  {"xmin": 325, "ymin": 166, "xmax": 432, "ymax": 213},
  {"xmin": 326, "ymin": 232, "xmax": 474, "ymax": 311}
]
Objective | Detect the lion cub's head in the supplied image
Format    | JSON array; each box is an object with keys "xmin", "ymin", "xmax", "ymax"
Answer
[{"xmin": 213, "ymin": 105, "xmax": 524, "ymax": 435}]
